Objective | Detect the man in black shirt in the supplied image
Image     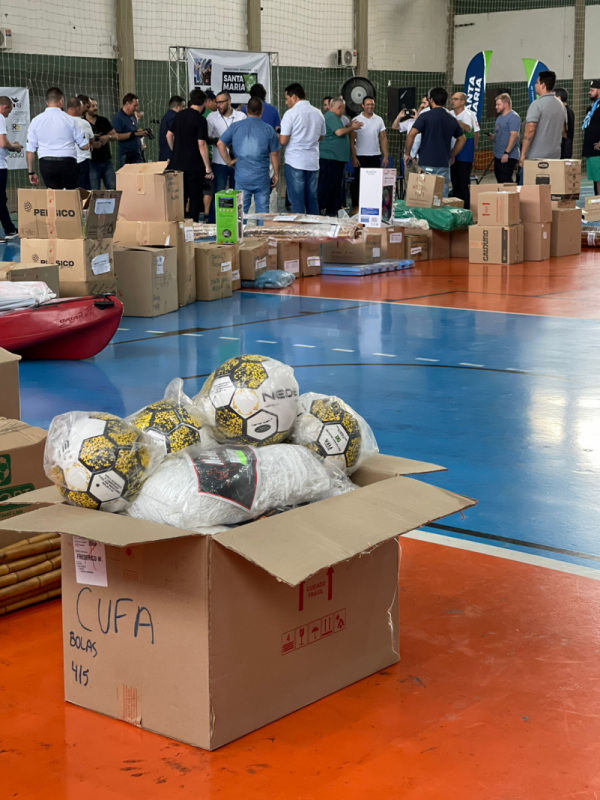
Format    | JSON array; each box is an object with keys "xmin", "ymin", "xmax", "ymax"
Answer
[
  {"xmin": 159, "ymin": 95, "xmax": 185, "ymax": 162},
  {"xmin": 555, "ymin": 87, "xmax": 575, "ymax": 159},
  {"xmin": 582, "ymin": 80, "xmax": 600, "ymax": 196},
  {"xmin": 85, "ymin": 98, "xmax": 117, "ymax": 190},
  {"xmin": 404, "ymin": 87, "xmax": 466, "ymax": 198},
  {"xmin": 167, "ymin": 88, "xmax": 213, "ymax": 222}
]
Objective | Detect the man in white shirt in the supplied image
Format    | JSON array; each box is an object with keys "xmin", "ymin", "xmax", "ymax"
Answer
[
  {"xmin": 279, "ymin": 82, "xmax": 326, "ymax": 214},
  {"xmin": 26, "ymin": 87, "xmax": 89, "ymax": 190},
  {"xmin": 206, "ymin": 91, "xmax": 246, "ymax": 222},
  {"xmin": 449, "ymin": 91, "xmax": 479, "ymax": 208},
  {"xmin": 349, "ymin": 96, "xmax": 388, "ymax": 209},
  {"xmin": 66, "ymin": 95, "xmax": 93, "ymax": 190},
  {"xmin": 0, "ymin": 95, "xmax": 22, "ymax": 242},
  {"xmin": 392, "ymin": 95, "xmax": 430, "ymax": 159}
]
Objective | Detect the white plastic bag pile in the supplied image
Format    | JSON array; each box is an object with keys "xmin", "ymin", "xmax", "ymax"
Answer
[
  {"xmin": 44, "ymin": 353, "xmax": 379, "ymax": 531},
  {"xmin": 0, "ymin": 281, "xmax": 56, "ymax": 312}
]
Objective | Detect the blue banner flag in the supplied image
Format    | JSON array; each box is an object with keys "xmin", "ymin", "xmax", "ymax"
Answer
[
  {"xmin": 464, "ymin": 50, "xmax": 492, "ymax": 126},
  {"xmin": 522, "ymin": 59, "xmax": 550, "ymax": 105}
]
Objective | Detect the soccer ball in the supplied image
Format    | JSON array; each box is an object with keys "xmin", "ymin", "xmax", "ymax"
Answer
[
  {"xmin": 45, "ymin": 412, "xmax": 158, "ymax": 512},
  {"xmin": 290, "ymin": 393, "xmax": 377, "ymax": 474},
  {"xmin": 194, "ymin": 354, "xmax": 299, "ymax": 446},
  {"xmin": 128, "ymin": 399, "xmax": 204, "ymax": 454}
]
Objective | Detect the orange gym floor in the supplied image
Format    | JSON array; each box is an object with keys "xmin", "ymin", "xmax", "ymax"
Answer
[{"xmin": 2, "ymin": 249, "xmax": 600, "ymax": 798}]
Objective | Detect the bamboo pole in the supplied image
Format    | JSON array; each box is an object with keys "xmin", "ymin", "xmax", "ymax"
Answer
[
  {"xmin": 2, "ymin": 577, "xmax": 61, "ymax": 604},
  {"xmin": 0, "ymin": 555, "xmax": 61, "ymax": 589},
  {"xmin": 0, "ymin": 567, "xmax": 62, "ymax": 602},
  {"xmin": 0, "ymin": 533, "xmax": 59, "ymax": 554},
  {"xmin": 0, "ymin": 587, "xmax": 61, "ymax": 617},
  {"xmin": 0, "ymin": 537, "xmax": 61, "ymax": 565},
  {"xmin": 0, "ymin": 550, "xmax": 61, "ymax": 577}
]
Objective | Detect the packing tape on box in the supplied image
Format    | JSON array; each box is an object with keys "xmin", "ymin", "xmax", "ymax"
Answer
[{"xmin": 136, "ymin": 176, "xmax": 146, "ymax": 195}]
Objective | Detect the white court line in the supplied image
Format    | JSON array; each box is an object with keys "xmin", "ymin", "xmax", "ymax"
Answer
[
  {"xmin": 332, "ymin": 348, "xmax": 355, "ymax": 353},
  {"xmin": 256, "ymin": 340, "xmax": 278, "ymax": 344},
  {"xmin": 219, "ymin": 336, "xmax": 240, "ymax": 340},
  {"xmin": 416, "ymin": 357, "xmax": 439, "ymax": 362},
  {"xmin": 294, "ymin": 344, "xmax": 316, "ymax": 348},
  {"xmin": 460, "ymin": 362, "xmax": 484, "ymax": 367},
  {"xmin": 372, "ymin": 352, "xmax": 396, "ymax": 358},
  {"xmin": 404, "ymin": 530, "xmax": 600, "ymax": 581},
  {"xmin": 117, "ymin": 327, "xmax": 129, "ymax": 331},
  {"xmin": 182, "ymin": 333, "xmax": 203, "ymax": 337},
  {"xmin": 145, "ymin": 330, "xmax": 164, "ymax": 334}
]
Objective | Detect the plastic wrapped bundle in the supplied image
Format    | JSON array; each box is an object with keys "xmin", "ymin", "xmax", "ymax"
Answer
[
  {"xmin": 193, "ymin": 354, "xmax": 299, "ymax": 446},
  {"xmin": 243, "ymin": 223, "xmax": 359, "ymax": 242},
  {"xmin": 251, "ymin": 270, "xmax": 295, "ymax": 289},
  {"xmin": 582, "ymin": 229, "xmax": 600, "ymax": 247},
  {"xmin": 44, "ymin": 412, "xmax": 164, "ymax": 512},
  {"xmin": 127, "ymin": 442, "xmax": 354, "ymax": 529},
  {"xmin": 289, "ymin": 393, "xmax": 378, "ymax": 475},
  {"xmin": 127, "ymin": 378, "xmax": 214, "ymax": 454},
  {"xmin": 0, "ymin": 281, "xmax": 56, "ymax": 312}
]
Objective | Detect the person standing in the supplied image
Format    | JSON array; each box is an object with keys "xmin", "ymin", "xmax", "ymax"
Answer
[
  {"xmin": 167, "ymin": 88, "xmax": 212, "ymax": 223},
  {"xmin": 491, "ymin": 93, "xmax": 521, "ymax": 183},
  {"xmin": 349, "ymin": 96, "xmax": 388, "ymax": 209},
  {"xmin": 322, "ymin": 97, "xmax": 333, "ymax": 114},
  {"xmin": 206, "ymin": 91, "xmax": 246, "ymax": 221},
  {"xmin": 519, "ymin": 71, "xmax": 566, "ymax": 168},
  {"xmin": 67, "ymin": 96, "xmax": 93, "ymax": 189},
  {"xmin": 318, "ymin": 98, "xmax": 362, "ymax": 216},
  {"xmin": 0, "ymin": 96, "xmax": 22, "ymax": 242},
  {"xmin": 582, "ymin": 79, "xmax": 600, "ymax": 196},
  {"xmin": 555, "ymin": 87, "xmax": 575, "ymax": 159},
  {"xmin": 279, "ymin": 82, "xmax": 326, "ymax": 215},
  {"xmin": 159, "ymin": 96, "xmax": 185, "ymax": 162},
  {"xmin": 404, "ymin": 87, "xmax": 465, "ymax": 197},
  {"xmin": 111, "ymin": 94, "xmax": 148, "ymax": 168},
  {"xmin": 217, "ymin": 96, "xmax": 281, "ymax": 218},
  {"xmin": 449, "ymin": 91, "xmax": 479, "ymax": 208},
  {"xmin": 392, "ymin": 96, "xmax": 430, "ymax": 161},
  {"xmin": 201, "ymin": 91, "xmax": 217, "ymax": 220},
  {"xmin": 85, "ymin": 98, "xmax": 117, "ymax": 190},
  {"xmin": 241, "ymin": 84, "xmax": 281, "ymax": 132},
  {"xmin": 26, "ymin": 87, "xmax": 88, "ymax": 190}
]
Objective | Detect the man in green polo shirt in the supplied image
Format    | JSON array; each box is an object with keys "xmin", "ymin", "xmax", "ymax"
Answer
[{"xmin": 317, "ymin": 98, "xmax": 362, "ymax": 216}]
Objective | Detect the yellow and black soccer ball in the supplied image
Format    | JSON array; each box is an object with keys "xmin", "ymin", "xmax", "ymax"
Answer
[
  {"xmin": 128, "ymin": 399, "xmax": 203, "ymax": 454},
  {"xmin": 290, "ymin": 394, "xmax": 364, "ymax": 474},
  {"xmin": 46, "ymin": 412, "xmax": 155, "ymax": 512},
  {"xmin": 194, "ymin": 354, "xmax": 299, "ymax": 446}
]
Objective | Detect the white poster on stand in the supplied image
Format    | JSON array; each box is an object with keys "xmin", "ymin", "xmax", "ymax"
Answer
[
  {"xmin": 0, "ymin": 87, "xmax": 30, "ymax": 170},
  {"xmin": 187, "ymin": 49, "xmax": 271, "ymax": 104}
]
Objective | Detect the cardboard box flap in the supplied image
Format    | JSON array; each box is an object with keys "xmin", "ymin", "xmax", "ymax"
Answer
[
  {"xmin": 0, "ymin": 349, "xmax": 21, "ymax": 365},
  {"xmin": 117, "ymin": 162, "xmax": 172, "ymax": 176},
  {"xmin": 352, "ymin": 454, "xmax": 445, "ymax": 486},
  {"xmin": 0, "ymin": 418, "xmax": 47, "ymax": 449},
  {"xmin": 0, "ymin": 503, "xmax": 198, "ymax": 546},
  {"xmin": 0, "ymin": 485, "xmax": 63, "ymax": 509},
  {"xmin": 213, "ymin": 476, "xmax": 476, "ymax": 587}
]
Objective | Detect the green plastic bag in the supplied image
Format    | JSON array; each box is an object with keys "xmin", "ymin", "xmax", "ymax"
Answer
[{"xmin": 395, "ymin": 199, "xmax": 473, "ymax": 231}]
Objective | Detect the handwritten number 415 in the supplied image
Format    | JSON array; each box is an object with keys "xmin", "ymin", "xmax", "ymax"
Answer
[{"xmin": 72, "ymin": 662, "xmax": 89, "ymax": 687}]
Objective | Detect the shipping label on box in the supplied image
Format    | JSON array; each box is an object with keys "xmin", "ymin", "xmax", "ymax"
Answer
[
  {"xmin": 406, "ymin": 172, "xmax": 445, "ymax": 209},
  {"xmin": 17, "ymin": 189, "xmax": 121, "ymax": 240},
  {"xmin": 300, "ymin": 242, "xmax": 321, "ymax": 277},
  {"xmin": 0, "ymin": 420, "xmax": 51, "ymax": 521},
  {"xmin": 358, "ymin": 168, "xmax": 397, "ymax": 227}
]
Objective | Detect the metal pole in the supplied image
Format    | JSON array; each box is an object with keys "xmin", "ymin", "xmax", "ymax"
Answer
[
  {"xmin": 445, "ymin": 0, "xmax": 456, "ymax": 96},
  {"xmin": 116, "ymin": 0, "xmax": 136, "ymax": 100},
  {"xmin": 572, "ymin": 0, "xmax": 585, "ymax": 160},
  {"xmin": 355, "ymin": 0, "xmax": 369, "ymax": 77},
  {"xmin": 247, "ymin": 0, "xmax": 262, "ymax": 52}
]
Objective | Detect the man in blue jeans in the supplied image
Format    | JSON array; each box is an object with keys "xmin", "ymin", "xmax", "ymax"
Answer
[
  {"xmin": 206, "ymin": 91, "xmax": 246, "ymax": 222},
  {"xmin": 85, "ymin": 98, "xmax": 117, "ymax": 190},
  {"xmin": 280, "ymin": 83, "xmax": 326, "ymax": 214},
  {"xmin": 217, "ymin": 96, "xmax": 280, "ymax": 220},
  {"xmin": 404, "ymin": 87, "xmax": 466, "ymax": 197}
]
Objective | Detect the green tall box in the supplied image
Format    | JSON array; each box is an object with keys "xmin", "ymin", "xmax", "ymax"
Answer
[{"xmin": 216, "ymin": 190, "xmax": 244, "ymax": 245}]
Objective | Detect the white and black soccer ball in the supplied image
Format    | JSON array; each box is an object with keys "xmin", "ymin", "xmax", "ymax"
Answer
[
  {"xmin": 45, "ymin": 412, "xmax": 159, "ymax": 512},
  {"xmin": 193, "ymin": 354, "xmax": 299, "ymax": 446}
]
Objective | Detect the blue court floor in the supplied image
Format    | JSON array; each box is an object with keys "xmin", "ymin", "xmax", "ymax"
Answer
[{"xmin": 15, "ymin": 290, "xmax": 600, "ymax": 573}]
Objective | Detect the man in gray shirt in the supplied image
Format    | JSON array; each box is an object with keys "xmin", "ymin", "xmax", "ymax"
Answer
[{"xmin": 519, "ymin": 71, "xmax": 566, "ymax": 167}]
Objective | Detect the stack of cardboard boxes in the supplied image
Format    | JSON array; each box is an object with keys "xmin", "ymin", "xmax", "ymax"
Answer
[
  {"xmin": 17, "ymin": 189, "xmax": 120, "ymax": 297},
  {"xmin": 524, "ymin": 159, "xmax": 582, "ymax": 258},
  {"xmin": 469, "ymin": 189, "xmax": 523, "ymax": 264},
  {"xmin": 112, "ymin": 163, "xmax": 187, "ymax": 316}
]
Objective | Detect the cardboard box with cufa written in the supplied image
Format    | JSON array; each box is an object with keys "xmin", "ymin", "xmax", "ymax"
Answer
[
  {"xmin": 0, "ymin": 420, "xmax": 51, "ymax": 523},
  {"xmin": 0, "ymin": 454, "xmax": 475, "ymax": 750},
  {"xmin": 17, "ymin": 189, "xmax": 121, "ymax": 240},
  {"xmin": 116, "ymin": 163, "xmax": 184, "ymax": 222},
  {"xmin": 113, "ymin": 245, "xmax": 178, "ymax": 317}
]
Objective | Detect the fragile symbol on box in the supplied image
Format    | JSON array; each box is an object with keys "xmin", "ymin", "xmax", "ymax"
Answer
[{"xmin": 282, "ymin": 609, "xmax": 346, "ymax": 655}]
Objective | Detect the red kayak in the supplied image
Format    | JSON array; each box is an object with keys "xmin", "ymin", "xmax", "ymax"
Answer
[{"xmin": 0, "ymin": 294, "xmax": 123, "ymax": 360}]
